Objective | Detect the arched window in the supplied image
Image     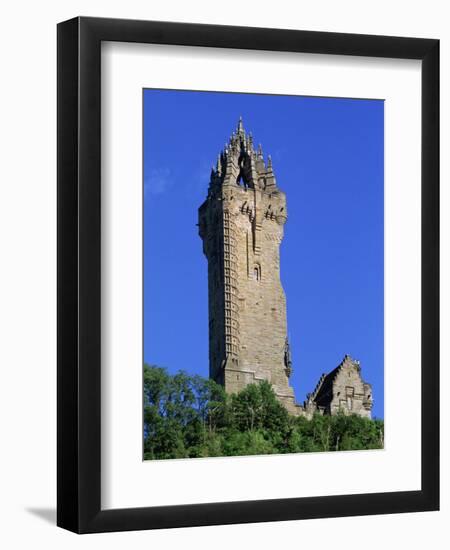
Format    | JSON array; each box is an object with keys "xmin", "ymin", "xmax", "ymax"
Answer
[{"xmin": 253, "ymin": 264, "xmax": 261, "ymax": 281}]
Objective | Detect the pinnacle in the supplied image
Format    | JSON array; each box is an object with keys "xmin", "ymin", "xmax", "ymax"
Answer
[{"xmin": 237, "ymin": 115, "xmax": 244, "ymax": 133}]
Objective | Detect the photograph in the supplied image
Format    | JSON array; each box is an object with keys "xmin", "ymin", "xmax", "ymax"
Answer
[
  {"xmin": 143, "ymin": 89, "xmax": 385, "ymax": 460},
  {"xmin": 0, "ymin": 1, "xmax": 441, "ymax": 542}
]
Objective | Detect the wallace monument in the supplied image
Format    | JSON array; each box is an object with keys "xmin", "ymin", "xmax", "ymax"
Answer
[{"xmin": 198, "ymin": 118, "xmax": 374, "ymax": 418}]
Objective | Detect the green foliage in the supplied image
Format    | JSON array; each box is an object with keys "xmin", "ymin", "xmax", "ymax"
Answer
[{"xmin": 143, "ymin": 364, "xmax": 384, "ymax": 460}]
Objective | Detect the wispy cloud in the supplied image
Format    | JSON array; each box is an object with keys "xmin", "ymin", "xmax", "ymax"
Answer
[{"xmin": 144, "ymin": 168, "xmax": 173, "ymax": 196}]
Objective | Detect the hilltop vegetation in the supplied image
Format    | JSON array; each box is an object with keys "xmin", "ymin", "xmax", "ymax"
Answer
[{"xmin": 143, "ymin": 364, "xmax": 384, "ymax": 460}]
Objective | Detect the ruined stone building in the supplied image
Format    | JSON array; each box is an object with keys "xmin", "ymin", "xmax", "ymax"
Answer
[
  {"xmin": 304, "ymin": 355, "xmax": 373, "ymax": 419},
  {"xmin": 198, "ymin": 118, "xmax": 373, "ymax": 419}
]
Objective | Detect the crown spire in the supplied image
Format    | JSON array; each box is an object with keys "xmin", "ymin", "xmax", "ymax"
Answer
[{"xmin": 206, "ymin": 121, "xmax": 279, "ymax": 193}]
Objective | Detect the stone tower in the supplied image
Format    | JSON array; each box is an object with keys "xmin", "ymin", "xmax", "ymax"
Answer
[{"xmin": 198, "ymin": 118, "xmax": 298, "ymax": 413}]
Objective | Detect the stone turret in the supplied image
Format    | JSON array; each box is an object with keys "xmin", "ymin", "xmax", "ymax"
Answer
[{"xmin": 198, "ymin": 117, "xmax": 298, "ymax": 413}]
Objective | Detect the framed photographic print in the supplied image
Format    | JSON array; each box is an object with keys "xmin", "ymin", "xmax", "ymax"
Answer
[{"xmin": 57, "ymin": 16, "xmax": 439, "ymax": 533}]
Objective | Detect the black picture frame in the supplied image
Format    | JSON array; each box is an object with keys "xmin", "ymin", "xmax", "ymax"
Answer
[{"xmin": 57, "ymin": 16, "xmax": 439, "ymax": 534}]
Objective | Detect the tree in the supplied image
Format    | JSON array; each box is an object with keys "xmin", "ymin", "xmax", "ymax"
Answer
[{"xmin": 142, "ymin": 364, "xmax": 384, "ymax": 460}]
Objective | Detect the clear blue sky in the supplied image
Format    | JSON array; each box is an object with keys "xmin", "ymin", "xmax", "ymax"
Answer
[{"xmin": 143, "ymin": 89, "xmax": 384, "ymax": 419}]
